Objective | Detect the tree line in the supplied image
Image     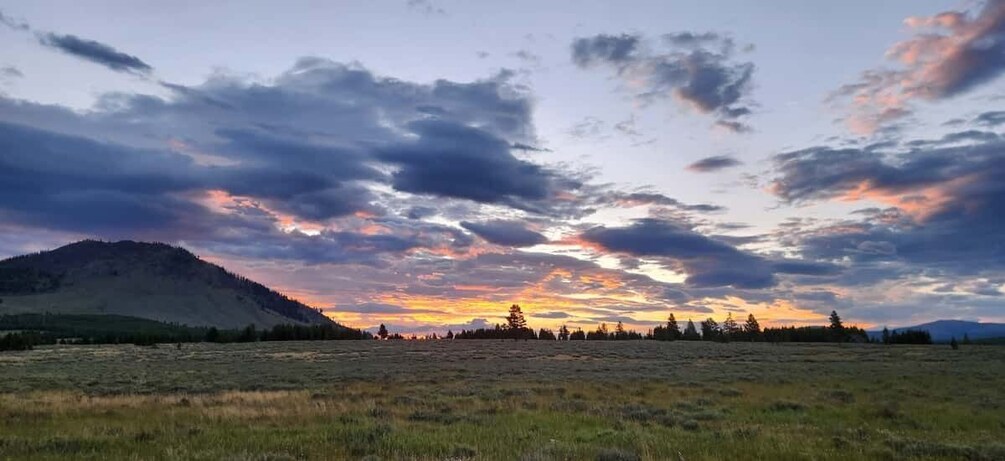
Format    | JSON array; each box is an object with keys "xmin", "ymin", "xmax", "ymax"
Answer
[
  {"xmin": 378, "ymin": 305, "xmax": 933, "ymax": 345},
  {"xmin": 0, "ymin": 313, "xmax": 369, "ymax": 351}
]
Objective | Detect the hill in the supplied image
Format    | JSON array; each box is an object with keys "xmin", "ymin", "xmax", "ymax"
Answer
[
  {"xmin": 0, "ymin": 240, "xmax": 340, "ymax": 329},
  {"xmin": 868, "ymin": 320, "xmax": 1005, "ymax": 343}
]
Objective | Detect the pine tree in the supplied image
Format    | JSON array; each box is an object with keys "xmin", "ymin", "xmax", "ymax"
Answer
[
  {"xmin": 701, "ymin": 318, "xmax": 720, "ymax": 341},
  {"xmin": 722, "ymin": 313, "xmax": 740, "ymax": 340},
  {"xmin": 445, "ymin": 330, "xmax": 454, "ymax": 339},
  {"xmin": 881, "ymin": 326, "xmax": 891, "ymax": 345},
  {"xmin": 378, "ymin": 324, "xmax": 389, "ymax": 340},
  {"xmin": 506, "ymin": 304, "xmax": 528, "ymax": 330},
  {"xmin": 558, "ymin": 325, "xmax": 570, "ymax": 340},
  {"xmin": 962, "ymin": 333, "xmax": 971, "ymax": 345},
  {"xmin": 667, "ymin": 313, "xmax": 681, "ymax": 340},
  {"xmin": 829, "ymin": 311, "xmax": 846, "ymax": 342},
  {"xmin": 682, "ymin": 320, "xmax": 701, "ymax": 340},
  {"xmin": 744, "ymin": 314, "xmax": 761, "ymax": 341},
  {"xmin": 950, "ymin": 336, "xmax": 959, "ymax": 350}
]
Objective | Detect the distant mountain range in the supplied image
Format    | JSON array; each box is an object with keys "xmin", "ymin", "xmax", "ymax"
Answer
[
  {"xmin": 868, "ymin": 320, "xmax": 1005, "ymax": 343},
  {"xmin": 0, "ymin": 240, "xmax": 341, "ymax": 329}
]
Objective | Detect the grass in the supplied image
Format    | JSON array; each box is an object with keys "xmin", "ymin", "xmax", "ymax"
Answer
[{"xmin": 0, "ymin": 341, "xmax": 1002, "ymax": 460}]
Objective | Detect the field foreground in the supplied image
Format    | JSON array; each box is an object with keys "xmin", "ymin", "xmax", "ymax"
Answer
[{"xmin": 1, "ymin": 341, "xmax": 1003, "ymax": 460}]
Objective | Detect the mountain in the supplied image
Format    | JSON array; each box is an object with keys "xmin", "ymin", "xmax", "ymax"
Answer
[
  {"xmin": 868, "ymin": 320, "xmax": 1005, "ymax": 343},
  {"xmin": 0, "ymin": 240, "xmax": 339, "ymax": 329}
]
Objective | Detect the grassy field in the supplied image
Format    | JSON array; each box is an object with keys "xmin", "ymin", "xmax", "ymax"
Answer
[{"xmin": 0, "ymin": 341, "xmax": 1002, "ymax": 460}]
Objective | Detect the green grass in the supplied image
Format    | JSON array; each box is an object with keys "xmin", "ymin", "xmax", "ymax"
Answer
[{"xmin": 0, "ymin": 341, "xmax": 1002, "ymax": 460}]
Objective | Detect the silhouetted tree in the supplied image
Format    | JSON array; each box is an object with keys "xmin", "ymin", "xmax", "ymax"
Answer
[
  {"xmin": 614, "ymin": 321, "xmax": 627, "ymax": 340},
  {"xmin": 682, "ymin": 320, "xmax": 701, "ymax": 340},
  {"xmin": 378, "ymin": 324, "xmax": 388, "ymax": 340},
  {"xmin": 829, "ymin": 310, "xmax": 845, "ymax": 341},
  {"xmin": 587, "ymin": 323, "xmax": 610, "ymax": 340},
  {"xmin": 445, "ymin": 330, "xmax": 454, "ymax": 339},
  {"xmin": 667, "ymin": 313, "xmax": 681, "ymax": 340},
  {"xmin": 888, "ymin": 329, "xmax": 932, "ymax": 344},
  {"xmin": 722, "ymin": 313, "xmax": 740, "ymax": 341},
  {"xmin": 700, "ymin": 318, "xmax": 720, "ymax": 341},
  {"xmin": 962, "ymin": 333, "xmax": 971, "ymax": 345},
  {"xmin": 744, "ymin": 314, "xmax": 761, "ymax": 341},
  {"xmin": 569, "ymin": 328, "xmax": 586, "ymax": 340},
  {"xmin": 538, "ymin": 328, "xmax": 557, "ymax": 340},
  {"xmin": 763, "ymin": 325, "xmax": 868, "ymax": 343},
  {"xmin": 950, "ymin": 336, "xmax": 959, "ymax": 350},
  {"xmin": 881, "ymin": 327, "xmax": 891, "ymax": 345},
  {"xmin": 558, "ymin": 325, "xmax": 570, "ymax": 341},
  {"xmin": 506, "ymin": 304, "xmax": 527, "ymax": 330}
]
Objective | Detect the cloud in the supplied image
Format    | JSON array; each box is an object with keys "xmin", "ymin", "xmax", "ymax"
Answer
[
  {"xmin": 770, "ymin": 132, "xmax": 1005, "ymax": 277},
  {"xmin": 1, "ymin": 66, "xmax": 22, "ymax": 78},
  {"xmin": 0, "ymin": 10, "xmax": 29, "ymax": 31},
  {"xmin": 533, "ymin": 311, "xmax": 572, "ymax": 319},
  {"xmin": 37, "ymin": 33, "xmax": 152, "ymax": 74},
  {"xmin": 832, "ymin": 0, "xmax": 1005, "ymax": 133},
  {"xmin": 975, "ymin": 110, "xmax": 1005, "ymax": 127},
  {"xmin": 571, "ymin": 34, "xmax": 640, "ymax": 66},
  {"xmin": 572, "ymin": 32, "xmax": 756, "ymax": 131},
  {"xmin": 687, "ymin": 155, "xmax": 742, "ymax": 172},
  {"xmin": 406, "ymin": 0, "xmax": 446, "ymax": 15},
  {"xmin": 375, "ymin": 119, "xmax": 567, "ymax": 213},
  {"xmin": 460, "ymin": 220, "xmax": 547, "ymax": 247},
  {"xmin": 580, "ymin": 218, "xmax": 778, "ymax": 289},
  {"xmin": 331, "ymin": 303, "xmax": 444, "ymax": 315},
  {"xmin": 607, "ymin": 192, "xmax": 725, "ymax": 212}
]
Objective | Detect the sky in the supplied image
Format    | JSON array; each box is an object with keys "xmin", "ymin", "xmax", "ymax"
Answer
[{"xmin": 1, "ymin": 0, "xmax": 1003, "ymax": 334}]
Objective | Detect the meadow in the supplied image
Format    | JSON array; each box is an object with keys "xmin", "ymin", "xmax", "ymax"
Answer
[{"xmin": 0, "ymin": 340, "xmax": 1002, "ymax": 460}]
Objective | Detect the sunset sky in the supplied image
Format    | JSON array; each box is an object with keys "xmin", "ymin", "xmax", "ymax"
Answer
[{"xmin": 1, "ymin": 0, "xmax": 1003, "ymax": 334}]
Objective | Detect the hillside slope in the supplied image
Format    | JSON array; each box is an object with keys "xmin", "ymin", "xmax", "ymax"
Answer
[{"xmin": 0, "ymin": 240, "xmax": 338, "ymax": 329}]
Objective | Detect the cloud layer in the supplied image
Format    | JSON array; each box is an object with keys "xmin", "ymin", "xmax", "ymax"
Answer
[
  {"xmin": 833, "ymin": 0, "xmax": 1005, "ymax": 133},
  {"xmin": 572, "ymin": 32, "xmax": 756, "ymax": 131}
]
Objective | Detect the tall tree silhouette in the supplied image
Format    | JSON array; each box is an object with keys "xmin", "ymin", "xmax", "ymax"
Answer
[
  {"xmin": 506, "ymin": 304, "xmax": 527, "ymax": 330},
  {"xmin": 378, "ymin": 323, "xmax": 388, "ymax": 340},
  {"xmin": 828, "ymin": 310, "xmax": 845, "ymax": 342},
  {"xmin": 701, "ymin": 318, "xmax": 720, "ymax": 341},
  {"xmin": 682, "ymin": 319, "xmax": 701, "ymax": 340},
  {"xmin": 667, "ymin": 313, "xmax": 681, "ymax": 340},
  {"xmin": 722, "ymin": 313, "xmax": 740, "ymax": 341},
  {"xmin": 744, "ymin": 314, "xmax": 761, "ymax": 341}
]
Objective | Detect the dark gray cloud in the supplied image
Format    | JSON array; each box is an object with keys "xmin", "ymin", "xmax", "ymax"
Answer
[
  {"xmin": 0, "ymin": 58, "xmax": 572, "ymax": 228},
  {"xmin": 580, "ymin": 218, "xmax": 777, "ymax": 289},
  {"xmin": 571, "ymin": 34, "xmax": 640, "ymax": 66},
  {"xmin": 771, "ymin": 133, "xmax": 1005, "ymax": 277},
  {"xmin": 975, "ymin": 110, "xmax": 1005, "ymax": 127},
  {"xmin": 376, "ymin": 119, "xmax": 566, "ymax": 212},
  {"xmin": 687, "ymin": 155, "xmax": 742, "ymax": 172},
  {"xmin": 607, "ymin": 192, "xmax": 725, "ymax": 212},
  {"xmin": 460, "ymin": 220, "xmax": 547, "ymax": 247},
  {"xmin": 572, "ymin": 32, "xmax": 755, "ymax": 131},
  {"xmin": 0, "ymin": 121, "xmax": 201, "ymax": 234},
  {"xmin": 37, "ymin": 33, "xmax": 152, "ymax": 74}
]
